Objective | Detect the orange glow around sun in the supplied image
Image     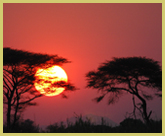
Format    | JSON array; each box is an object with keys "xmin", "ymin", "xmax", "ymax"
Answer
[{"xmin": 34, "ymin": 65, "xmax": 68, "ymax": 96}]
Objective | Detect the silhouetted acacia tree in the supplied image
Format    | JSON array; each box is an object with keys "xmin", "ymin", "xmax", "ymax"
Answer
[
  {"xmin": 3, "ymin": 47, "xmax": 76, "ymax": 132},
  {"xmin": 86, "ymin": 57, "xmax": 162, "ymax": 124}
]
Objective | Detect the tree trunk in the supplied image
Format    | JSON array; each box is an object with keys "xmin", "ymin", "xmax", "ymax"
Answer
[
  {"xmin": 136, "ymin": 93, "xmax": 150, "ymax": 124},
  {"xmin": 6, "ymin": 86, "xmax": 16, "ymax": 132},
  {"xmin": 7, "ymin": 99, "xmax": 11, "ymax": 132},
  {"xmin": 12, "ymin": 96, "xmax": 20, "ymax": 127}
]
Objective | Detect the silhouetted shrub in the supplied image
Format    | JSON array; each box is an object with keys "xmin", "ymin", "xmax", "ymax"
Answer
[
  {"xmin": 118, "ymin": 118, "xmax": 146, "ymax": 132},
  {"xmin": 46, "ymin": 122, "xmax": 66, "ymax": 133},
  {"xmin": 3, "ymin": 119, "xmax": 39, "ymax": 133},
  {"xmin": 147, "ymin": 119, "xmax": 162, "ymax": 133}
]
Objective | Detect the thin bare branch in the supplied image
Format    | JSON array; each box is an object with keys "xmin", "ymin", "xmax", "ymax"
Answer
[
  {"xmin": 3, "ymin": 78, "xmax": 12, "ymax": 94},
  {"xmin": 3, "ymin": 73, "xmax": 14, "ymax": 87},
  {"xmin": 19, "ymin": 94, "xmax": 42, "ymax": 105}
]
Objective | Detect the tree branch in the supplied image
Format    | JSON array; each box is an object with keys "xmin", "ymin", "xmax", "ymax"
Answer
[
  {"xmin": 18, "ymin": 85, "xmax": 34, "ymax": 95},
  {"xmin": 3, "ymin": 88, "xmax": 9, "ymax": 99},
  {"xmin": 127, "ymin": 78, "xmax": 136, "ymax": 94},
  {"xmin": 3, "ymin": 73, "xmax": 14, "ymax": 87},
  {"xmin": 109, "ymin": 87, "xmax": 134, "ymax": 94},
  {"xmin": 19, "ymin": 94, "xmax": 42, "ymax": 105},
  {"xmin": 3, "ymin": 78, "xmax": 12, "ymax": 95}
]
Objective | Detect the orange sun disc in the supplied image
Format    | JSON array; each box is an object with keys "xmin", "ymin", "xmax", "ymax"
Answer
[{"xmin": 34, "ymin": 65, "xmax": 68, "ymax": 96}]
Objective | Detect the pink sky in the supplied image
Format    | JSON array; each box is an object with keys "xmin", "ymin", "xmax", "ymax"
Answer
[{"xmin": 3, "ymin": 3, "xmax": 162, "ymax": 126}]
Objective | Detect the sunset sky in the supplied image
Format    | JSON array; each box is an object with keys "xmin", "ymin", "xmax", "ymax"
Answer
[{"xmin": 3, "ymin": 3, "xmax": 162, "ymax": 126}]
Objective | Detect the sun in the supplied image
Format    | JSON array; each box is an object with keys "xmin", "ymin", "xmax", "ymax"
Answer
[{"xmin": 34, "ymin": 65, "xmax": 68, "ymax": 96}]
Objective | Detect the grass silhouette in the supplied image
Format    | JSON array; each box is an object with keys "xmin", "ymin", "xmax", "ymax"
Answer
[{"xmin": 4, "ymin": 115, "xmax": 162, "ymax": 133}]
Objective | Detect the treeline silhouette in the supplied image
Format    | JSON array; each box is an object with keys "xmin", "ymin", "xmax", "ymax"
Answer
[{"xmin": 3, "ymin": 116, "xmax": 162, "ymax": 133}]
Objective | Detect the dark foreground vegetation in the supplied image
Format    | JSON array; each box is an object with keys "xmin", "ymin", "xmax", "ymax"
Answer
[{"xmin": 3, "ymin": 117, "xmax": 162, "ymax": 133}]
